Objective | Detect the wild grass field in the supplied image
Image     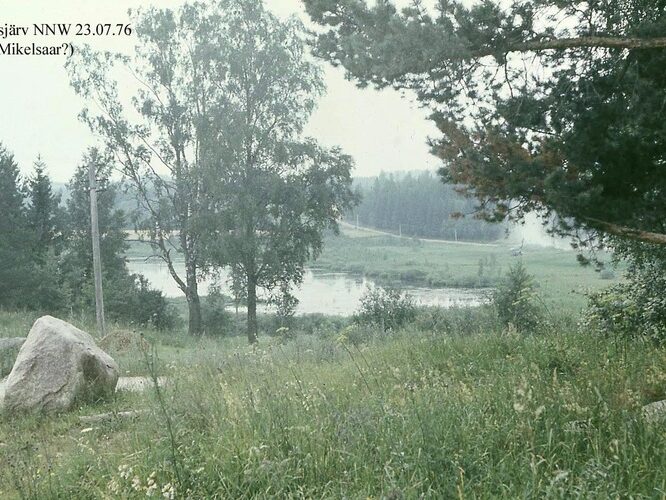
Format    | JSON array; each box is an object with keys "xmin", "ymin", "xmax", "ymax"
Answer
[
  {"xmin": 1, "ymin": 307, "xmax": 665, "ymax": 498},
  {"xmin": 1, "ymin": 229, "xmax": 650, "ymax": 499}
]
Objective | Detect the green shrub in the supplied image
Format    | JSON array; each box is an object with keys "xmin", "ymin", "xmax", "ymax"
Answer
[
  {"xmin": 600, "ymin": 268, "xmax": 616, "ymax": 280},
  {"xmin": 105, "ymin": 274, "xmax": 178, "ymax": 331},
  {"xmin": 414, "ymin": 305, "xmax": 499, "ymax": 336},
  {"xmin": 354, "ymin": 286, "xmax": 417, "ymax": 332},
  {"xmin": 130, "ymin": 276, "xmax": 179, "ymax": 331},
  {"xmin": 582, "ymin": 260, "xmax": 666, "ymax": 343},
  {"xmin": 339, "ymin": 323, "xmax": 376, "ymax": 345},
  {"xmin": 269, "ymin": 284, "xmax": 298, "ymax": 330},
  {"xmin": 493, "ymin": 262, "xmax": 545, "ymax": 333},
  {"xmin": 274, "ymin": 326, "xmax": 295, "ymax": 343},
  {"xmin": 294, "ymin": 314, "xmax": 350, "ymax": 337},
  {"xmin": 202, "ymin": 285, "xmax": 233, "ymax": 336},
  {"xmin": 399, "ymin": 269, "xmax": 427, "ymax": 283}
]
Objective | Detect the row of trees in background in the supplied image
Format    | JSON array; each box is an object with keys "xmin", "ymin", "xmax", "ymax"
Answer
[
  {"xmin": 347, "ymin": 171, "xmax": 505, "ymax": 241},
  {"xmin": 0, "ymin": 146, "xmax": 175, "ymax": 329}
]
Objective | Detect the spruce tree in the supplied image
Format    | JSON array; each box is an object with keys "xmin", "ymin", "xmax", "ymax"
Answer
[
  {"xmin": 26, "ymin": 156, "xmax": 62, "ymax": 258},
  {"xmin": 60, "ymin": 149, "xmax": 129, "ymax": 313},
  {"xmin": 0, "ymin": 144, "xmax": 33, "ymax": 308}
]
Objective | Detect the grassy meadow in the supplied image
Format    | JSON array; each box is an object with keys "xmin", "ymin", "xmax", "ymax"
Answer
[
  {"xmin": 2, "ymin": 228, "xmax": 658, "ymax": 499},
  {"xmin": 1, "ymin": 306, "xmax": 665, "ymax": 498}
]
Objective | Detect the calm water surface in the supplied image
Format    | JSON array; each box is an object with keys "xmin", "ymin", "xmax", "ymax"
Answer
[{"xmin": 127, "ymin": 259, "xmax": 490, "ymax": 316}]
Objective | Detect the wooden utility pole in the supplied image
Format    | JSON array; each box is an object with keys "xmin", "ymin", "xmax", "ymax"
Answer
[{"xmin": 89, "ymin": 161, "xmax": 106, "ymax": 337}]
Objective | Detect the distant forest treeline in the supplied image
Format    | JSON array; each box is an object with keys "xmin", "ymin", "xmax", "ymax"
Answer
[
  {"xmin": 346, "ymin": 171, "xmax": 505, "ymax": 242},
  {"xmin": 59, "ymin": 171, "xmax": 505, "ymax": 242}
]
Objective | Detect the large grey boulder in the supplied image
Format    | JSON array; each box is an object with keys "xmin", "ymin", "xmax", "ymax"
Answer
[
  {"xmin": 1, "ymin": 316, "xmax": 118, "ymax": 413},
  {"xmin": 0, "ymin": 337, "xmax": 25, "ymax": 377}
]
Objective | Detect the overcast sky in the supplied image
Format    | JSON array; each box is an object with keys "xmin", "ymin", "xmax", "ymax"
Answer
[{"xmin": 0, "ymin": 0, "xmax": 440, "ymax": 183}]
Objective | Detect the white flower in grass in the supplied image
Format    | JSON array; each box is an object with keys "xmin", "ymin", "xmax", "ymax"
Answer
[
  {"xmin": 552, "ymin": 469, "xmax": 569, "ymax": 483},
  {"xmin": 118, "ymin": 464, "xmax": 133, "ymax": 480},
  {"xmin": 107, "ymin": 479, "xmax": 120, "ymax": 494},
  {"xmin": 146, "ymin": 482, "xmax": 158, "ymax": 497},
  {"xmin": 162, "ymin": 482, "xmax": 175, "ymax": 499}
]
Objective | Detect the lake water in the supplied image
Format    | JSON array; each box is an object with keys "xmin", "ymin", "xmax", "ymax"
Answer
[{"xmin": 127, "ymin": 258, "xmax": 490, "ymax": 316}]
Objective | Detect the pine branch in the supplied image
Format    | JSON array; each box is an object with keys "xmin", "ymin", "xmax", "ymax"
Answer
[
  {"xmin": 467, "ymin": 36, "xmax": 666, "ymax": 59},
  {"xmin": 584, "ymin": 217, "xmax": 666, "ymax": 246}
]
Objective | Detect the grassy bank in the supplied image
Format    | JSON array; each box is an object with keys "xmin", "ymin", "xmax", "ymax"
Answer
[
  {"xmin": 315, "ymin": 227, "xmax": 622, "ymax": 311},
  {"xmin": 1, "ymin": 309, "xmax": 664, "ymax": 498}
]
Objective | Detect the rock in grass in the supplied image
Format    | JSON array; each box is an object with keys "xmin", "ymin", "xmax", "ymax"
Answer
[
  {"xmin": 79, "ymin": 410, "xmax": 147, "ymax": 424},
  {"xmin": 116, "ymin": 376, "xmax": 169, "ymax": 393},
  {"xmin": 1, "ymin": 316, "xmax": 118, "ymax": 413},
  {"xmin": 0, "ymin": 337, "xmax": 25, "ymax": 377},
  {"xmin": 642, "ymin": 400, "xmax": 666, "ymax": 424}
]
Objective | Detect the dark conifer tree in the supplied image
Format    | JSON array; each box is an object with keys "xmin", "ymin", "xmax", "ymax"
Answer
[
  {"xmin": 0, "ymin": 144, "xmax": 32, "ymax": 308},
  {"xmin": 26, "ymin": 156, "xmax": 62, "ymax": 259}
]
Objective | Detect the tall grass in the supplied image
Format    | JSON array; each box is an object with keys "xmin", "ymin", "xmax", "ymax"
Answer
[{"xmin": 0, "ymin": 308, "xmax": 664, "ymax": 498}]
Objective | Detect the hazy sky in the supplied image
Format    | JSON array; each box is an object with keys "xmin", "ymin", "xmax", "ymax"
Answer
[{"xmin": 0, "ymin": 0, "xmax": 440, "ymax": 183}]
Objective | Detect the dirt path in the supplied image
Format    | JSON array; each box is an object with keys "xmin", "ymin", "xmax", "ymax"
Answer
[
  {"xmin": 339, "ymin": 221, "xmax": 503, "ymax": 248},
  {"xmin": 116, "ymin": 376, "xmax": 169, "ymax": 392}
]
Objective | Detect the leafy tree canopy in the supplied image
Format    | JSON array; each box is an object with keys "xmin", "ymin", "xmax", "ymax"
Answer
[
  {"xmin": 305, "ymin": 0, "xmax": 666, "ymax": 252},
  {"xmin": 196, "ymin": 0, "xmax": 356, "ymax": 343},
  {"xmin": 66, "ymin": 3, "xmax": 231, "ymax": 334}
]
